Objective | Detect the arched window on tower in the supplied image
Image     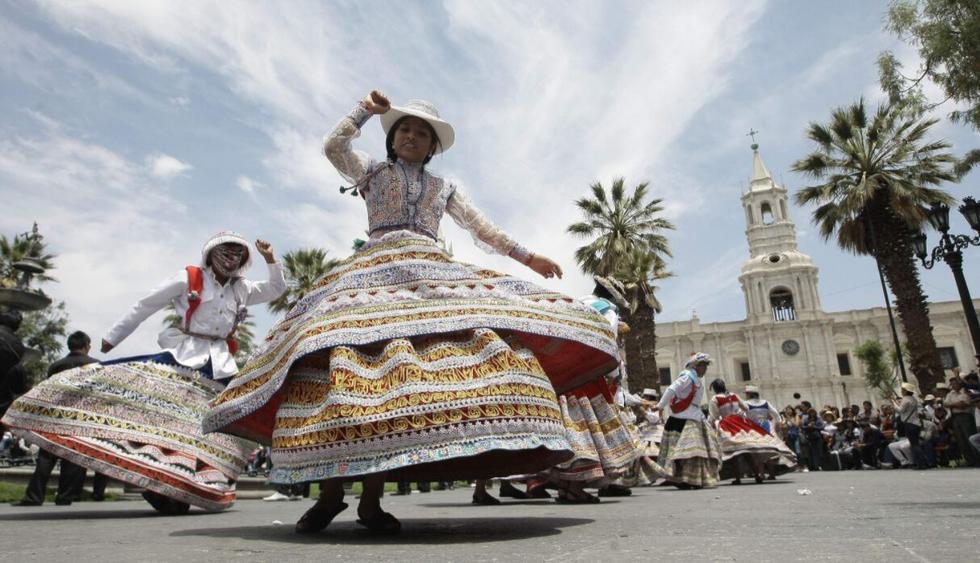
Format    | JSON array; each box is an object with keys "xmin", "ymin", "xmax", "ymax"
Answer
[
  {"xmin": 761, "ymin": 202, "xmax": 774, "ymax": 225},
  {"xmin": 769, "ymin": 287, "xmax": 796, "ymax": 321}
]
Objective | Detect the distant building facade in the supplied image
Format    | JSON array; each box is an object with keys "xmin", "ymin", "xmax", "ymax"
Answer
[{"xmin": 655, "ymin": 145, "xmax": 976, "ymax": 408}]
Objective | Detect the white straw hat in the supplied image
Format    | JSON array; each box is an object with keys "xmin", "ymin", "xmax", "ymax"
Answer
[{"xmin": 380, "ymin": 100, "xmax": 455, "ymax": 155}]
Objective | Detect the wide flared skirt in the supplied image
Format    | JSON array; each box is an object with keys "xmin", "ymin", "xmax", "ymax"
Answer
[
  {"xmin": 1, "ymin": 360, "xmax": 251, "ymax": 511},
  {"xmin": 204, "ymin": 232, "xmax": 617, "ymax": 482},
  {"xmin": 547, "ymin": 382, "xmax": 638, "ymax": 482},
  {"xmin": 268, "ymin": 328, "xmax": 573, "ymax": 483},
  {"xmin": 204, "ymin": 232, "xmax": 618, "ymax": 442},
  {"xmin": 658, "ymin": 418, "xmax": 722, "ymax": 489},
  {"xmin": 717, "ymin": 415, "xmax": 798, "ymax": 479}
]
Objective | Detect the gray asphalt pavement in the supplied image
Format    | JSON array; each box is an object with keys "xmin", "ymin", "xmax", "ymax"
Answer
[{"xmin": 1, "ymin": 469, "xmax": 977, "ymax": 562}]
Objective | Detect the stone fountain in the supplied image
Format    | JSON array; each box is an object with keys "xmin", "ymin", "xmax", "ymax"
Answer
[{"xmin": 0, "ymin": 223, "xmax": 52, "ymax": 313}]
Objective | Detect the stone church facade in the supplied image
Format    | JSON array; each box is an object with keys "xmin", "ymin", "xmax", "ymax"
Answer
[{"xmin": 655, "ymin": 145, "xmax": 977, "ymax": 408}]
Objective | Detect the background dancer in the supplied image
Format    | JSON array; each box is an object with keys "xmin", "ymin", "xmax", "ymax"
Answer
[
  {"xmin": 656, "ymin": 353, "xmax": 721, "ymax": 489},
  {"xmin": 204, "ymin": 90, "xmax": 619, "ymax": 534},
  {"xmin": 3, "ymin": 233, "xmax": 284, "ymax": 514},
  {"xmin": 13, "ymin": 331, "xmax": 99, "ymax": 506},
  {"xmin": 743, "ymin": 385, "xmax": 797, "ymax": 479}
]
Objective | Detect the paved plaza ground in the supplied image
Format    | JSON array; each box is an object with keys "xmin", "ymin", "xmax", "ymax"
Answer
[{"xmin": 0, "ymin": 469, "xmax": 977, "ymax": 562}]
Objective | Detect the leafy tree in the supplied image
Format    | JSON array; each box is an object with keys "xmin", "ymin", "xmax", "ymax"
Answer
[
  {"xmin": 878, "ymin": 0, "xmax": 980, "ymax": 175},
  {"xmin": 567, "ymin": 178, "xmax": 675, "ymax": 391},
  {"xmin": 855, "ymin": 340, "xmax": 900, "ymax": 400},
  {"xmin": 267, "ymin": 248, "xmax": 339, "ymax": 314},
  {"xmin": 0, "ymin": 224, "xmax": 67, "ymax": 383},
  {"xmin": 793, "ymin": 99, "xmax": 956, "ymax": 392},
  {"xmin": 614, "ymin": 248, "xmax": 673, "ymax": 391}
]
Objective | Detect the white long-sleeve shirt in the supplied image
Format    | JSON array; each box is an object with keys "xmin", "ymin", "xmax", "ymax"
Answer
[
  {"xmin": 104, "ymin": 262, "xmax": 286, "ymax": 380},
  {"xmin": 744, "ymin": 397, "xmax": 782, "ymax": 430},
  {"xmin": 657, "ymin": 369, "xmax": 704, "ymax": 421}
]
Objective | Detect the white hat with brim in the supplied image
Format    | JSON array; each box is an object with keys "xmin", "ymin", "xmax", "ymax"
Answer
[
  {"xmin": 641, "ymin": 388, "xmax": 659, "ymax": 398},
  {"xmin": 900, "ymin": 382, "xmax": 918, "ymax": 394},
  {"xmin": 744, "ymin": 385, "xmax": 760, "ymax": 394},
  {"xmin": 380, "ymin": 100, "xmax": 455, "ymax": 155},
  {"xmin": 201, "ymin": 231, "xmax": 252, "ymax": 274}
]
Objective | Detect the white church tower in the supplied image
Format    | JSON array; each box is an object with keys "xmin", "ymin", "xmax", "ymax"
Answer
[{"xmin": 738, "ymin": 141, "xmax": 823, "ymax": 324}]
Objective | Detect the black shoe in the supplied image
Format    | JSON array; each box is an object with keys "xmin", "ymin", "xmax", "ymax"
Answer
[
  {"xmin": 54, "ymin": 499, "xmax": 72, "ymax": 506},
  {"xmin": 11, "ymin": 500, "xmax": 42, "ymax": 507},
  {"xmin": 356, "ymin": 510, "xmax": 401, "ymax": 534},
  {"xmin": 295, "ymin": 501, "xmax": 348, "ymax": 534},
  {"xmin": 142, "ymin": 491, "xmax": 190, "ymax": 515},
  {"xmin": 597, "ymin": 485, "xmax": 632, "ymax": 497},
  {"xmin": 498, "ymin": 481, "xmax": 530, "ymax": 499}
]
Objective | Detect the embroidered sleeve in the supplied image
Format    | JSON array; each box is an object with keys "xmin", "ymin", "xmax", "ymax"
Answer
[
  {"xmin": 323, "ymin": 102, "xmax": 376, "ymax": 186},
  {"xmin": 445, "ymin": 187, "xmax": 528, "ymax": 260}
]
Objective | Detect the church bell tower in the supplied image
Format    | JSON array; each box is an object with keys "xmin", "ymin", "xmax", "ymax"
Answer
[{"xmin": 738, "ymin": 141, "xmax": 823, "ymax": 323}]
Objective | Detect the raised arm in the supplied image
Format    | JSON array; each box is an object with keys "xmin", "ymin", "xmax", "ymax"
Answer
[
  {"xmin": 324, "ymin": 91, "xmax": 390, "ymax": 186},
  {"xmin": 242, "ymin": 239, "xmax": 287, "ymax": 306}
]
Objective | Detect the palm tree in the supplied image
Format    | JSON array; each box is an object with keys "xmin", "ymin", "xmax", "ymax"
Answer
[
  {"xmin": 267, "ymin": 248, "xmax": 339, "ymax": 314},
  {"xmin": 614, "ymin": 248, "xmax": 673, "ymax": 391},
  {"xmin": 567, "ymin": 178, "xmax": 675, "ymax": 391},
  {"xmin": 0, "ymin": 223, "xmax": 57, "ymax": 288},
  {"xmin": 792, "ymin": 99, "xmax": 957, "ymax": 392},
  {"xmin": 567, "ymin": 178, "xmax": 673, "ymax": 277}
]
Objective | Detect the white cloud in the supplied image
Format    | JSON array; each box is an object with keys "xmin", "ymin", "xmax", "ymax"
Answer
[
  {"xmin": 0, "ymin": 127, "xmax": 201, "ymax": 357},
  {"xmin": 147, "ymin": 153, "xmax": 191, "ymax": 178},
  {"xmin": 169, "ymin": 95, "xmax": 190, "ymax": 108}
]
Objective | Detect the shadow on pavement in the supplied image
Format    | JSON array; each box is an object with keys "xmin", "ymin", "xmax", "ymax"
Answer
[
  {"xmin": 0, "ymin": 508, "xmax": 226, "ymax": 521},
  {"xmin": 419, "ymin": 499, "xmax": 622, "ymax": 508},
  {"xmin": 170, "ymin": 516, "xmax": 594, "ymax": 544}
]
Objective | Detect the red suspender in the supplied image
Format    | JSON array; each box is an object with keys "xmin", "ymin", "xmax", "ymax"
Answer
[
  {"xmin": 670, "ymin": 377, "xmax": 700, "ymax": 413},
  {"xmin": 184, "ymin": 266, "xmax": 204, "ymax": 331},
  {"xmin": 183, "ymin": 266, "xmax": 238, "ymax": 355}
]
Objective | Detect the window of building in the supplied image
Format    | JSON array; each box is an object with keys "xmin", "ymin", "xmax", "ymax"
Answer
[
  {"xmin": 837, "ymin": 353, "xmax": 852, "ymax": 376},
  {"xmin": 769, "ymin": 287, "xmax": 796, "ymax": 322},
  {"xmin": 937, "ymin": 347, "xmax": 959, "ymax": 369},
  {"xmin": 659, "ymin": 367, "xmax": 672, "ymax": 386},
  {"xmin": 760, "ymin": 202, "xmax": 774, "ymax": 225},
  {"xmin": 740, "ymin": 362, "xmax": 751, "ymax": 382}
]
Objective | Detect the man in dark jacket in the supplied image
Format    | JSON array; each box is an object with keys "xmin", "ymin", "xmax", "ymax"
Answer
[
  {"xmin": 0, "ymin": 309, "xmax": 27, "ymax": 422},
  {"xmin": 13, "ymin": 331, "xmax": 101, "ymax": 506}
]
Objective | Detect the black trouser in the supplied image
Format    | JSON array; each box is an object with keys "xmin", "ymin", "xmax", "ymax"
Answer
[
  {"xmin": 903, "ymin": 423, "xmax": 927, "ymax": 468},
  {"xmin": 950, "ymin": 413, "xmax": 980, "ymax": 466},
  {"xmin": 22, "ymin": 450, "xmax": 86, "ymax": 504}
]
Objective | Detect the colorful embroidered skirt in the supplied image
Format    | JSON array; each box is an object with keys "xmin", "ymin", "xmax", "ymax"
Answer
[
  {"xmin": 658, "ymin": 417, "xmax": 722, "ymax": 488},
  {"xmin": 547, "ymin": 384, "xmax": 638, "ymax": 482},
  {"xmin": 717, "ymin": 415, "xmax": 798, "ymax": 479},
  {"xmin": 2, "ymin": 359, "xmax": 252, "ymax": 511},
  {"xmin": 203, "ymin": 232, "xmax": 618, "ymax": 483}
]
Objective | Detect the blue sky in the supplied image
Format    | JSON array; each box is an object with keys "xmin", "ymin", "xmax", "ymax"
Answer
[{"xmin": 1, "ymin": 0, "xmax": 977, "ymax": 358}]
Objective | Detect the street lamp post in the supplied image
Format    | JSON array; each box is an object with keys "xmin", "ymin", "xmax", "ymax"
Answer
[{"xmin": 910, "ymin": 197, "xmax": 980, "ymax": 363}]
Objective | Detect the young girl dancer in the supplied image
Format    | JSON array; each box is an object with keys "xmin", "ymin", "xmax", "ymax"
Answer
[{"xmin": 204, "ymin": 91, "xmax": 619, "ymax": 533}]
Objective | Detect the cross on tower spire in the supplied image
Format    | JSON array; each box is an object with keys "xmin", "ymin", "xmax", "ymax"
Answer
[{"xmin": 746, "ymin": 128, "xmax": 759, "ymax": 150}]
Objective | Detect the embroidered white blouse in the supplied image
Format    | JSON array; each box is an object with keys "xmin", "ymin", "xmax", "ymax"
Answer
[
  {"xmin": 324, "ymin": 103, "xmax": 532, "ymax": 263},
  {"xmin": 103, "ymin": 262, "xmax": 286, "ymax": 380}
]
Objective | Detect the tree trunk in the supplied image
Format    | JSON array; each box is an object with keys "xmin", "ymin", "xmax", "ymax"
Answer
[
  {"xmin": 622, "ymin": 303, "xmax": 660, "ymax": 393},
  {"xmin": 873, "ymin": 212, "xmax": 946, "ymax": 393}
]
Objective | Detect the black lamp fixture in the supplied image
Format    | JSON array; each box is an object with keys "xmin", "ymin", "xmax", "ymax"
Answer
[
  {"xmin": 959, "ymin": 196, "xmax": 980, "ymax": 233},
  {"xmin": 912, "ymin": 197, "xmax": 980, "ymax": 366}
]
